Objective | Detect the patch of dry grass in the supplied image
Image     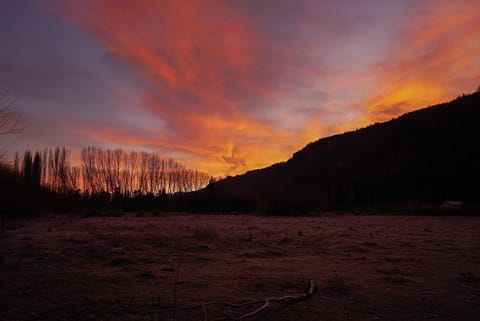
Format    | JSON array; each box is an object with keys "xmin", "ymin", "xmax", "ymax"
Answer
[{"xmin": 1, "ymin": 214, "xmax": 479, "ymax": 321}]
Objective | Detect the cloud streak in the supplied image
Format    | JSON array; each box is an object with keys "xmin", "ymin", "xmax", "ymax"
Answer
[
  {"xmin": 361, "ymin": 0, "xmax": 480, "ymax": 123},
  {"xmin": 52, "ymin": 0, "xmax": 335, "ymax": 175},
  {"xmin": 4, "ymin": 0, "xmax": 478, "ymax": 176}
]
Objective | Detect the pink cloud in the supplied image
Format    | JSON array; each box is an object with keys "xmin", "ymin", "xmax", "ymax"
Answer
[{"xmin": 47, "ymin": 0, "xmax": 480, "ymax": 176}]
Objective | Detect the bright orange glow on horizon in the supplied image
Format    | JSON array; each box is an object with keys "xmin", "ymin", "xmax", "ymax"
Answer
[{"xmin": 353, "ymin": 1, "xmax": 480, "ymax": 128}]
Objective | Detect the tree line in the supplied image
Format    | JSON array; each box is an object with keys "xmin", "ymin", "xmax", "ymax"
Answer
[{"xmin": 13, "ymin": 146, "xmax": 211, "ymax": 197}]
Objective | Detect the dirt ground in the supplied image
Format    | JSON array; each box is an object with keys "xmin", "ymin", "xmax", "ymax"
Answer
[{"xmin": 1, "ymin": 213, "xmax": 479, "ymax": 321}]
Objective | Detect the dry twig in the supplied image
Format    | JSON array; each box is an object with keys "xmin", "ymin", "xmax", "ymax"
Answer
[
  {"xmin": 150, "ymin": 279, "xmax": 315, "ymax": 320},
  {"xmin": 202, "ymin": 302, "xmax": 208, "ymax": 321},
  {"xmin": 234, "ymin": 279, "xmax": 315, "ymax": 320},
  {"xmin": 173, "ymin": 255, "xmax": 183, "ymax": 321}
]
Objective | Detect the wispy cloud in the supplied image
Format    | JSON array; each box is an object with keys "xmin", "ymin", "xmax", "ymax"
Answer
[
  {"xmin": 360, "ymin": 0, "xmax": 480, "ymax": 123},
  {"xmin": 51, "ymin": 0, "xmax": 337, "ymax": 175},
  {"xmin": 7, "ymin": 0, "xmax": 478, "ymax": 176}
]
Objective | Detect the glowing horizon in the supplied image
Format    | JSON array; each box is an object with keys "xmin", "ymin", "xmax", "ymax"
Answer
[{"xmin": 1, "ymin": 0, "xmax": 479, "ymax": 177}]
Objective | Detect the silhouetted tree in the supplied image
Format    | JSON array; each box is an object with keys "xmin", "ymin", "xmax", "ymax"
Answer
[
  {"xmin": 6, "ymin": 145, "xmax": 211, "ymax": 214},
  {"xmin": 23, "ymin": 150, "xmax": 32, "ymax": 181},
  {"xmin": 13, "ymin": 151, "xmax": 20, "ymax": 173},
  {"xmin": 32, "ymin": 151, "xmax": 41, "ymax": 187},
  {"xmin": 79, "ymin": 146, "xmax": 210, "ymax": 198}
]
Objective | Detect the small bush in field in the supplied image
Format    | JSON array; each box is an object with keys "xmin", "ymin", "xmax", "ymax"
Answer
[
  {"xmin": 109, "ymin": 257, "xmax": 131, "ymax": 266},
  {"xmin": 194, "ymin": 224, "xmax": 218, "ymax": 241},
  {"xmin": 280, "ymin": 237, "xmax": 293, "ymax": 244},
  {"xmin": 139, "ymin": 269, "xmax": 154, "ymax": 279},
  {"xmin": 82, "ymin": 209, "xmax": 102, "ymax": 217}
]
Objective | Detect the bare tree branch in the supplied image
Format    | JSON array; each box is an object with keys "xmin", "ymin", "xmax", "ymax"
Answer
[
  {"xmin": 144, "ymin": 279, "xmax": 316, "ymax": 320},
  {"xmin": 0, "ymin": 88, "xmax": 22, "ymax": 135}
]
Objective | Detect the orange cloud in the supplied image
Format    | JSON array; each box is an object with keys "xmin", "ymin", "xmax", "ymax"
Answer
[
  {"xmin": 51, "ymin": 0, "xmax": 324, "ymax": 176},
  {"xmin": 360, "ymin": 0, "xmax": 480, "ymax": 124},
  {"xmin": 49, "ymin": 0, "xmax": 480, "ymax": 177}
]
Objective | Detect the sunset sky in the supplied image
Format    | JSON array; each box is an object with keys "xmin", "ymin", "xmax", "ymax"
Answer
[{"xmin": 1, "ymin": 0, "xmax": 479, "ymax": 177}]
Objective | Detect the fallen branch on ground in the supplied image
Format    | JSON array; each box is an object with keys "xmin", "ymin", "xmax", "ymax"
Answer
[
  {"xmin": 172, "ymin": 255, "xmax": 183, "ymax": 321},
  {"xmin": 146, "ymin": 279, "xmax": 315, "ymax": 320},
  {"xmin": 232, "ymin": 279, "xmax": 315, "ymax": 320}
]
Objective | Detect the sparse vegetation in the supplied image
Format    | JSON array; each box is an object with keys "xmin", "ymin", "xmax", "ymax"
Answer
[
  {"xmin": 193, "ymin": 224, "xmax": 218, "ymax": 241},
  {"xmin": 1, "ymin": 214, "xmax": 478, "ymax": 321}
]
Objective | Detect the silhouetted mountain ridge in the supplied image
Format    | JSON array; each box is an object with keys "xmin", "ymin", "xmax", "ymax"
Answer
[{"xmin": 197, "ymin": 92, "xmax": 480, "ymax": 213}]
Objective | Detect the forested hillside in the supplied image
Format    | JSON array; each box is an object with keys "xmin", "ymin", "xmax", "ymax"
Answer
[{"xmin": 193, "ymin": 92, "xmax": 480, "ymax": 213}]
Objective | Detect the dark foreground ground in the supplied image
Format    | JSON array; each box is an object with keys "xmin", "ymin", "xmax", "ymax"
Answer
[{"xmin": 1, "ymin": 213, "xmax": 479, "ymax": 321}]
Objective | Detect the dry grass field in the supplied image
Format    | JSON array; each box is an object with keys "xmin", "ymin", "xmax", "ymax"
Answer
[{"xmin": 1, "ymin": 213, "xmax": 479, "ymax": 321}]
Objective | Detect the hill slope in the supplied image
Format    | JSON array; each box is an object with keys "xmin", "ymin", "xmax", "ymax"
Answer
[{"xmin": 191, "ymin": 92, "xmax": 480, "ymax": 213}]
